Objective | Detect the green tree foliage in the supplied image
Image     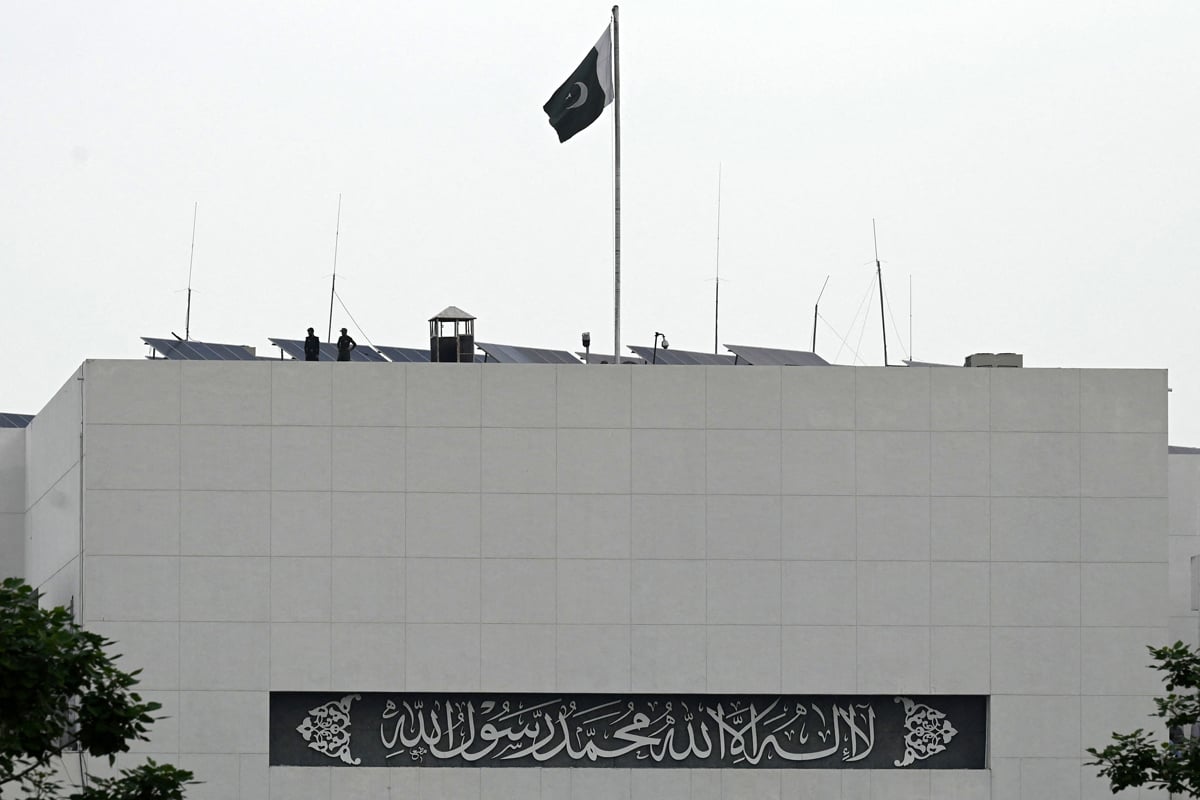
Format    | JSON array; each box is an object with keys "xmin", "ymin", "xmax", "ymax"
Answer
[
  {"xmin": 1087, "ymin": 641, "xmax": 1200, "ymax": 796},
  {"xmin": 0, "ymin": 577, "xmax": 192, "ymax": 799}
]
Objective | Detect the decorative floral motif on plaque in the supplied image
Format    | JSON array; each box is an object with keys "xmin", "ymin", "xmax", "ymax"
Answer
[
  {"xmin": 296, "ymin": 693, "xmax": 362, "ymax": 765},
  {"xmin": 893, "ymin": 696, "xmax": 957, "ymax": 767}
]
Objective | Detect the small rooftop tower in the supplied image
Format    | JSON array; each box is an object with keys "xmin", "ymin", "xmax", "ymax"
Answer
[{"xmin": 429, "ymin": 306, "xmax": 475, "ymax": 363}]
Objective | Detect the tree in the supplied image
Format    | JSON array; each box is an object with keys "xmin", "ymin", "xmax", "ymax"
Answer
[
  {"xmin": 0, "ymin": 577, "xmax": 193, "ymax": 799},
  {"xmin": 1087, "ymin": 641, "xmax": 1200, "ymax": 796}
]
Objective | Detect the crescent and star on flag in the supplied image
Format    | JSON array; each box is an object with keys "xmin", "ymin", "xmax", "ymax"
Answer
[{"xmin": 566, "ymin": 82, "xmax": 589, "ymax": 109}]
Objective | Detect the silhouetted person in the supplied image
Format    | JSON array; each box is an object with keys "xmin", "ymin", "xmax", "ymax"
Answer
[
  {"xmin": 304, "ymin": 327, "xmax": 320, "ymax": 361},
  {"xmin": 336, "ymin": 328, "xmax": 357, "ymax": 362}
]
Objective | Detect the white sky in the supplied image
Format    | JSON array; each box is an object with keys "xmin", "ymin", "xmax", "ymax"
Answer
[{"xmin": 3, "ymin": 2, "xmax": 1198, "ymax": 440}]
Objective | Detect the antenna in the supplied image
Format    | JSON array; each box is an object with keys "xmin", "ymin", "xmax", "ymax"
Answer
[
  {"xmin": 327, "ymin": 194, "xmax": 342, "ymax": 342},
  {"xmin": 909, "ymin": 274, "xmax": 913, "ymax": 362},
  {"xmin": 873, "ymin": 219, "xmax": 888, "ymax": 367},
  {"xmin": 184, "ymin": 202, "xmax": 197, "ymax": 341},
  {"xmin": 713, "ymin": 163, "xmax": 722, "ymax": 354},
  {"xmin": 812, "ymin": 275, "xmax": 830, "ymax": 352}
]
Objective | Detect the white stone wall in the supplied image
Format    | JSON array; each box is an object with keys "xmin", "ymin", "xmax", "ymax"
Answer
[
  {"xmin": 0, "ymin": 427, "xmax": 25, "ymax": 579},
  {"xmin": 1168, "ymin": 452, "xmax": 1200, "ymax": 649},
  {"xmin": 24, "ymin": 365, "xmax": 83, "ymax": 608},
  {"xmin": 59, "ymin": 360, "xmax": 1172, "ymax": 799}
]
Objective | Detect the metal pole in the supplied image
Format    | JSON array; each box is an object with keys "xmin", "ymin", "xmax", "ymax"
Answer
[
  {"xmin": 185, "ymin": 202, "xmax": 197, "ymax": 340},
  {"xmin": 714, "ymin": 163, "xmax": 721, "ymax": 354},
  {"xmin": 812, "ymin": 275, "xmax": 829, "ymax": 353},
  {"xmin": 327, "ymin": 194, "xmax": 342, "ymax": 342},
  {"xmin": 873, "ymin": 219, "xmax": 888, "ymax": 366},
  {"xmin": 612, "ymin": 5, "xmax": 621, "ymax": 365}
]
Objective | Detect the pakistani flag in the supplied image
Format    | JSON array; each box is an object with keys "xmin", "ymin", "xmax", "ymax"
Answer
[{"xmin": 543, "ymin": 25, "xmax": 614, "ymax": 143}]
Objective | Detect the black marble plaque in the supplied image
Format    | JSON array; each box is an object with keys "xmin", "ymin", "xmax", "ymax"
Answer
[{"xmin": 270, "ymin": 693, "xmax": 986, "ymax": 769}]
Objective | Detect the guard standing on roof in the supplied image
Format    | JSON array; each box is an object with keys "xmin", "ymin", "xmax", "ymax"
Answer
[
  {"xmin": 304, "ymin": 328, "xmax": 320, "ymax": 361},
  {"xmin": 336, "ymin": 328, "xmax": 357, "ymax": 362}
]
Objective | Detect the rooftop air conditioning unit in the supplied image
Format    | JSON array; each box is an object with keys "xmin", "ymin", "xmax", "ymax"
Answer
[{"xmin": 964, "ymin": 352, "xmax": 1023, "ymax": 368}]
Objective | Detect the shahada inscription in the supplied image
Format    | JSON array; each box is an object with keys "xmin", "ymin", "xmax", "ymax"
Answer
[{"xmin": 270, "ymin": 693, "xmax": 986, "ymax": 769}]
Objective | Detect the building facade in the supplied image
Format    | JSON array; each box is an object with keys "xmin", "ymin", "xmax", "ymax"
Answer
[{"xmin": 1, "ymin": 359, "xmax": 1188, "ymax": 799}]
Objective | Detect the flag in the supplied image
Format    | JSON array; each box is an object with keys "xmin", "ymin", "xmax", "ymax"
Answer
[{"xmin": 543, "ymin": 25, "xmax": 614, "ymax": 143}]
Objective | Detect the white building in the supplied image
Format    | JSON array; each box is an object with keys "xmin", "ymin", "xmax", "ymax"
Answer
[{"xmin": 1, "ymin": 355, "xmax": 1194, "ymax": 799}]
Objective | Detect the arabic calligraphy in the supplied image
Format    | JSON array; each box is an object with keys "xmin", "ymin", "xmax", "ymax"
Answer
[
  {"xmin": 269, "ymin": 692, "xmax": 986, "ymax": 769},
  {"xmin": 379, "ymin": 696, "xmax": 876, "ymax": 766}
]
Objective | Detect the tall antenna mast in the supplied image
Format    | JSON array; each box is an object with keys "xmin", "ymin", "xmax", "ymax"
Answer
[
  {"xmin": 812, "ymin": 275, "xmax": 830, "ymax": 352},
  {"xmin": 185, "ymin": 202, "xmax": 197, "ymax": 341},
  {"xmin": 873, "ymin": 218, "xmax": 888, "ymax": 366},
  {"xmin": 327, "ymin": 194, "xmax": 342, "ymax": 342},
  {"xmin": 713, "ymin": 163, "xmax": 722, "ymax": 354}
]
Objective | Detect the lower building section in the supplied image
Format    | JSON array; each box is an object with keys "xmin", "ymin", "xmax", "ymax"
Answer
[{"xmin": 11, "ymin": 360, "xmax": 1184, "ymax": 798}]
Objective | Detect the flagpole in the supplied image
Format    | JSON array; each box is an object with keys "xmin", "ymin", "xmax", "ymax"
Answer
[{"xmin": 612, "ymin": 5, "xmax": 621, "ymax": 365}]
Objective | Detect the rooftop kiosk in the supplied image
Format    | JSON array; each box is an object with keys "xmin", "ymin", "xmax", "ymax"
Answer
[{"xmin": 429, "ymin": 305, "xmax": 475, "ymax": 363}]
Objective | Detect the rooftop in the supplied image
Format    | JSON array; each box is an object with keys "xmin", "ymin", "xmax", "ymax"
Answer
[{"xmin": 140, "ymin": 334, "xmax": 839, "ymax": 367}]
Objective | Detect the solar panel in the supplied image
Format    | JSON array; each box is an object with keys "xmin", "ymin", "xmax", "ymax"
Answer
[
  {"xmin": 269, "ymin": 339, "xmax": 308, "ymax": 361},
  {"xmin": 724, "ymin": 344, "xmax": 830, "ymax": 367},
  {"xmin": 374, "ymin": 345, "xmax": 429, "ymax": 363},
  {"xmin": 575, "ymin": 352, "xmax": 646, "ymax": 365},
  {"xmin": 477, "ymin": 342, "xmax": 581, "ymax": 365},
  {"xmin": 627, "ymin": 345, "xmax": 738, "ymax": 366},
  {"xmin": 374, "ymin": 345, "xmax": 484, "ymax": 363},
  {"xmin": 0, "ymin": 412, "xmax": 33, "ymax": 428},
  {"xmin": 142, "ymin": 337, "xmax": 259, "ymax": 360},
  {"xmin": 268, "ymin": 338, "xmax": 386, "ymax": 362},
  {"xmin": 903, "ymin": 359, "xmax": 957, "ymax": 368}
]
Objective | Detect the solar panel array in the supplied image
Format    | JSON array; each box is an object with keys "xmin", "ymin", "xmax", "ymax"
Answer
[
  {"xmin": 374, "ymin": 345, "xmax": 483, "ymax": 363},
  {"xmin": 724, "ymin": 344, "xmax": 830, "ymax": 367},
  {"xmin": 139, "ymin": 335, "xmax": 847, "ymax": 369},
  {"xmin": 374, "ymin": 346, "xmax": 431, "ymax": 363},
  {"xmin": 627, "ymin": 345, "xmax": 738, "ymax": 366},
  {"xmin": 142, "ymin": 337, "xmax": 259, "ymax": 360},
  {"xmin": 269, "ymin": 338, "xmax": 387, "ymax": 362},
  {"xmin": 477, "ymin": 342, "xmax": 581, "ymax": 365},
  {"xmin": 0, "ymin": 412, "xmax": 33, "ymax": 428}
]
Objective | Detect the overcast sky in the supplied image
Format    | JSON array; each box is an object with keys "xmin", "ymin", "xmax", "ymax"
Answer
[{"xmin": 3, "ymin": 2, "xmax": 1198, "ymax": 439}]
